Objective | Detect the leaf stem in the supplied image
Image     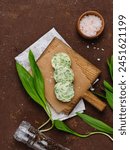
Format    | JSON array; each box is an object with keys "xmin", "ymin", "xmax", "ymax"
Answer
[
  {"xmin": 39, "ymin": 123, "xmax": 54, "ymax": 133},
  {"xmin": 45, "ymin": 103, "xmax": 53, "ymax": 121},
  {"xmin": 38, "ymin": 118, "xmax": 51, "ymax": 130},
  {"xmin": 85, "ymin": 131, "xmax": 113, "ymax": 141}
]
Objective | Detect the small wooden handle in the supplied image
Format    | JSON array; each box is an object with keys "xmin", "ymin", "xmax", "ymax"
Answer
[{"xmin": 83, "ymin": 91, "xmax": 106, "ymax": 111}]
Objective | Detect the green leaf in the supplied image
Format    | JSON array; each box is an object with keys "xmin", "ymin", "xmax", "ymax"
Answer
[
  {"xmin": 107, "ymin": 56, "xmax": 113, "ymax": 80},
  {"xmin": 77, "ymin": 113, "xmax": 113, "ymax": 134},
  {"xmin": 103, "ymin": 80, "xmax": 113, "ymax": 92},
  {"xmin": 105, "ymin": 89, "xmax": 113, "ymax": 109},
  {"xmin": 16, "ymin": 62, "xmax": 44, "ymax": 108},
  {"xmin": 54, "ymin": 120, "xmax": 87, "ymax": 138},
  {"xmin": 29, "ymin": 51, "xmax": 45, "ymax": 102},
  {"xmin": 28, "ymin": 51, "xmax": 52, "ymax": 117},
  {"xmin": 93, "ymin": 92, "xmax": 106, "ymax": 99},
  {"xmin": 16, "ymin": 51, "xmax": 52, "ymax": 119}
]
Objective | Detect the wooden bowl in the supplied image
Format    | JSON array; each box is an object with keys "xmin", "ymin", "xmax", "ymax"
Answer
[{"xmin": 77, "ymin": 11, "xmax": 105, "ymax": 39}]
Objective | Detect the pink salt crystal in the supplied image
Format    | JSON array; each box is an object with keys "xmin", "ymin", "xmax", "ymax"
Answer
[
  {"xmin": 93, "ymin": 46, "xmax": 96, "ymax": 50},
  {"xmin": 79, "ymin": 15, "xmax": 102, "ymax": 37},
  {"xmin": 97, "ymin": 58, "xmax": 101, "ymax": 61},
  {"xmin": 87, "ymin": 45, "xmax": 90, "ymax": 48}
]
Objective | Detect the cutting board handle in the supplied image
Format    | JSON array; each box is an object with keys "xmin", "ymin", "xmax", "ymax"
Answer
[{"xmin": 83, "ymin": 91, "xmax": 106, "ymax": 111}]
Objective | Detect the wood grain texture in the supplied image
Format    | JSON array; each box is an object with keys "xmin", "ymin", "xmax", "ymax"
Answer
[
  {"xmin": 37, "ymin": 38, "xmax": 105, "ymax": 113},
  {"xmin": 37, "ymin": 38, "xmax": 91, "ymax": 114},
  {"xmin": 83, "ymin": 91, "xmax": 106, "ymax": 111}
]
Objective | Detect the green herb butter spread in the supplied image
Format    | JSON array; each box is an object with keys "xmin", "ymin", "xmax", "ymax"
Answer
[
  {"xmin": 54, "ymin": 81, "xmax": 74, "ymax": 102},
  {"xmin": 51, "ymin": 52, "xmax": 74, "ymax": 102},
  {"xmin": 51, "ymin": 52, "xmax": 71, "ymax": 69},
  {"xmin": 54, "ymin": 66, "xmax": 74, "ymax": 83}
]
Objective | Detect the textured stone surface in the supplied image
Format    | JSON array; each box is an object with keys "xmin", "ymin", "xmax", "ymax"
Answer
[{"xmin": 0, "ymin": 0, "xmax": 113, "ymax": 150}]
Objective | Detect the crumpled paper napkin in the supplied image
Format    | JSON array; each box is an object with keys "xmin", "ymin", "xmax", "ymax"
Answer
[{"xmin": 15, "ymin": 28, "xmax": 85, "ymax": 121}]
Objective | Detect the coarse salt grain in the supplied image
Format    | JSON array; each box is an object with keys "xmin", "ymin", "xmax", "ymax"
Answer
[
  {"xmin": 87, "ymin": 45, "xmax": 90, "ymax": 48},
  {"xmin": 97, "ymin": 58, "xmax": 101, "ymax": 61},
  {"xmin": 79, "ymin": 15, "xmax": 102, "ymax": 37}
]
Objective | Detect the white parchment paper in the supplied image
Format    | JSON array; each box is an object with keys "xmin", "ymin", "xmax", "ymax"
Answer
[{"xmin": 15, "ymin": 28, "xmax": 85, "ymax": 121}]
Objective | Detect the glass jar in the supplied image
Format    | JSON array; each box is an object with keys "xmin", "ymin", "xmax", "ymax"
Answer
[{"xmin": 14, "ymin": 121, "xmax": 70, "ymax": 150}]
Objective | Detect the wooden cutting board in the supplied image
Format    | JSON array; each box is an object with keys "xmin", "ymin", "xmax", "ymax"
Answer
[{"xmin": 37, "ymin": 38, "xmax": 106, "ymax": 114}]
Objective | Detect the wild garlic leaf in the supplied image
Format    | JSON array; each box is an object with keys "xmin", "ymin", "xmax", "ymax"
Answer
[
  {"xmin": 77, "ymin": 113, "xmax": 113, "ymax": 134},
  {"xmin": 28, "ymin": 51, "xmax": 52, "ymax": 117},
  {"xmin": 29, "ymin": 51, "xmax": 46, "ymax": 104},
  {"xmin": 54, "ymin": 120, "xmax": 87, "ymax": 138},
  {"xmin": 107, "ymin": 56, "xmax": 113, "ymax": 80},
  {"xmin": 93, "ymin": 92, "xmax": 106, "ymax": 99},
  {"xmin": 105, "ymin": 89, "xmax": 113, "ymax": 109},
  {"xmin": 103, "ymin": 80, "xmax": 113, "ymax": 92},
  {"xmin": 16, "ymin": 62, "xmax": 45, "ymax": 108}
]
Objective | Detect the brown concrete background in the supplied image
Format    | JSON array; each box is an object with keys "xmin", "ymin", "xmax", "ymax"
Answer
[{"xmin": 0, "ymin": 0, "xmax": 113, "ymax": 150}]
